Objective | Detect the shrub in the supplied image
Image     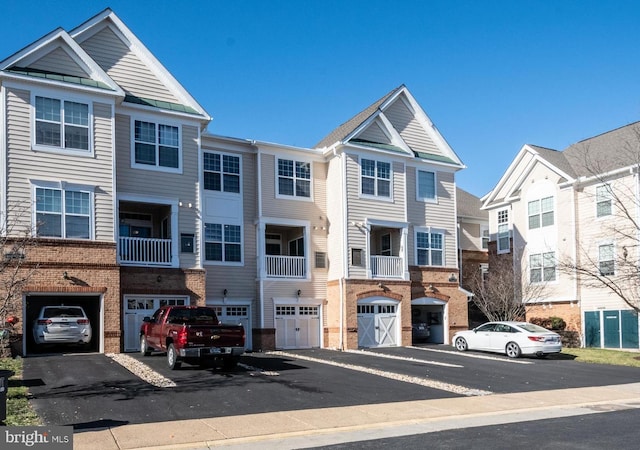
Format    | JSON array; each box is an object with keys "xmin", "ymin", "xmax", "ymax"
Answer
[{"xmin": 529, "ymin": 316, "xmax": 566, "ymax": 330}]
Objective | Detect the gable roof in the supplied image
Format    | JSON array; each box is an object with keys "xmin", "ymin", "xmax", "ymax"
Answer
[
  {"xmin": 483, "ymin": 121, "xmax": 640, "ymax": 208},
  {"xmin": 0, "ymin": 27, "xmax": 123, "ymax": 95},
  {"xmin": 457, "ymin": 187, "xmax": 488, "ymax": 220},
  {"xmin": 315, "ymin": 85, "xmax": 465, "ymax": 168}
]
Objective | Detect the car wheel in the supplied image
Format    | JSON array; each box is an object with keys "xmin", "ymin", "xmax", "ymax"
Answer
[
  {"xmin": 140, "ymin": 335, "xmax": 151, "ymax": 356},
  {"xmin": 455, "ymin": 337, "xmax": 468, "ymax": 352},
  {"xmin": 506, "ymin": 342, "xmax": 521, "ymax": 358},
  {"xmin": 167, "ymin": 343, "xmax": 182, "ymax": 370}
]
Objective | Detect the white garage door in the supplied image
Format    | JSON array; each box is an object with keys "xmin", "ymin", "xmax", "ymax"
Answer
[
  {"xmin": 211, "ymin": 305, "xmax": 251, "ymax": 351},
  {"xmin": 275, "ymin": 305, "xmax": 320, "ymax": 349},
  {"xmin": 357, "ymin": 303, "xmax": 398, "ymax": 348},
  {"xmin": 123, "ymin": 297, "xmax": 187, "ymax": 352}
]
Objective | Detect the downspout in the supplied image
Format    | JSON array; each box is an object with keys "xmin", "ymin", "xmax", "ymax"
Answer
[
  {"xmin": 338, "ymin": 147, "xmax": 348, "ymax": 350},
  {"xmin": 256, "ymin": 144, "xmax": 265, "ymax": 329}
]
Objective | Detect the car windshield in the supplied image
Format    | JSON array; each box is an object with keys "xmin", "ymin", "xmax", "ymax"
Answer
[
  {"xmin": 43, "ymin": 307, "xmax": 84, "ymax": 318},
  {"xmin": 518, "ymin": 323, "xmax": 551, "ymax": 333}
]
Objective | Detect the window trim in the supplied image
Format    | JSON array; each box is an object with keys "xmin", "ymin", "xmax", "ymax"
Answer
[
  {"xmin": 416, "ymin": 168, "xmax": 437, "ymax": 203},
  {"xmin": 203, "ymin": 222, "xmax": 244, "ymax": 266},
  {"xmin": 359, "ymin": 157, "xmax": 393, "ymax": 201},
  {"xmin": 31, "ymin": 91, "xmax": 93, "ymax": 156},
  {"xmin": 596, "ymin": 184, "xmax": 613, "ymax": 219},
  {"xmin": 598, "ymin": 242, "xmax": 615, "ymax": 276},
  {"xmin": 497, "ymin": 209, "xmax": 510, "ymax": 254},
  {"xmin": 529, "ymin": 250, "xmax": 557, "ymax": 284},
  {"xmin": 31, "ymin": 180, "xmax": 95, "ymax": 240},
  {"xmin": 275, "ymin": 157, "xmax": 313, "ymax": 201},
  {"xmin": 130, "ymin": 116, "xmax": 182, "ymax": 174},
  {"xmin": 481, "ymin": 225, "xmax": 490, "ymax": 250},
  {"xmin": 203, "ymin": 150, "xmax": 242, "ymax": 195},
  {"xmin": 528, "ymin": 196, "xmax": 555, "ymax": 229},
  {"xmin": 414, "ymin": 227, "xmax": 445, "ymax": 267}
]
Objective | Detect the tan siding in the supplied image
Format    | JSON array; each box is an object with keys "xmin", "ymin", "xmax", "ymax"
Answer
[
  {"xmin": 459, "ymin": 221, "xmax": 481, "ymax": 251},
  {"xmin": 6, "ymin": 89, "xmax": 115, "ymax": 242},
  {"xmin": 385, "ymin": 99, "xmax": 440, "ymax": 155},
  {"xmin": 80, "ymin": 27, "xmax": 179, "ymax": 103},
  {"xmin": 326, "ymin": 156, "xmax": 344, "ymax": 279},
  {"xmin": 28, "ymin": 46, "xmax": 88, "ymax": 78},
  {"xmin": 358, "ymin": 121, "xmax": 391, "ymax": 144},
  {"xmin": 407, "ymin": 169, "xmax": 457, "ymax": 267}
]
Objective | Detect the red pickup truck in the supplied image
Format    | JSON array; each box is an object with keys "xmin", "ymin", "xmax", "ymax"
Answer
[{"xmin": 139, "ymin": 305, "xmax": 245, "ymax": 370}]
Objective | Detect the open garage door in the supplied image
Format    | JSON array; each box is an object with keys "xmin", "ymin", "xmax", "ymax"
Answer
[
  {"xmin": 25, "ymin": 295, "xmax": 102, "ymax": 355},
  {"xmin": 411, "ymin": 297, "xmax": 447, "ymax": 344}
]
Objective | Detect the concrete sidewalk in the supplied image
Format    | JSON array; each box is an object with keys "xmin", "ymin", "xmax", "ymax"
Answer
[{"xmin": 74, "ymin": 382, "xmax": 640, "ymax": 450}]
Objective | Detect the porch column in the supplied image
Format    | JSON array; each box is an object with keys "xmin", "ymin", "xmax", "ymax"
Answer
[{"xmin": 400, "ymin": 226, "xmax": 409, "ymax": 280}]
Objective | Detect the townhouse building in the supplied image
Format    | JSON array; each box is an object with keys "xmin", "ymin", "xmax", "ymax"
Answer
[
  {"xmin": 482, "ymin": 124, "xmax": 640, "ymax": 349},
  {"xmin": 0, "ymin": 9, "xmax": 469, "ymax": 355}
]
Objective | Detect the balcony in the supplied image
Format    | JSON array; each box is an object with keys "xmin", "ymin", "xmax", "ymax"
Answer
[
  {"xmin": 370, "ymin": 255, "xmax": 404, "ymax": 279},
  {"xmin": 265, "ymin": 255, "xmax": 306, "ymax": 278},
  {"xmin": 119, "ymin": 237, "xmax": 172, "ymax": 266}
]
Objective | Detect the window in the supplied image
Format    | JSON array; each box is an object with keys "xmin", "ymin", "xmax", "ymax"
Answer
[
  {"xmin": 530, "ymin": 252, "xmax": 556, "ymax": 283},
  {"xmin": 289, "ymin": 237, "xmax": 305, "ymax": 257},
  {"xmin": 528, "ymin": 196, "xmax": 554, "ymax": 229},
  {"xmin": 599, "ymin": 243, "xmax": 614, "ymax": 276},
  {"xmin": 278, "ymin": 159, "xmax": 310, "ymax": 198},
  {"xmin": 497, "ymin": 209, "xmax": 510, "ymax": 253},
  {"xmin": 204, "ymin": 152, "xmax": 240, "ymax": 193},
  {"xmin": 480, "ymin": 263, "xmax": 489, "ymax": 284},
  {"xmin": 596, "ymin": 185, "xmax": 612, "ymax": 218},
  {"xmin": 481, "ymin": 226, "xmax": 490, "ymax": 250},
  {"xmin": 417, "ymin": 170, "xmax": 436, "ymax": 201},
  {"xmin": 35, "ymin": 187, "xmax": 91, "ymax": 239},
  {"xmin": 361, "ymin": 159, "xmax": 390, "ymax": 197},
  {"xmin": 134, "ymin": 120, "xmax": 179, "ymax": 169},
  {"xmin": 416, "ymin": 230, "xmax": 444, "ymax": 266},
  {"xmin": 205, "ymin": 223, "xmax": 241, "ymax": 262},
  {"xmin": 35, "ymin": 96, "xmax": 89, "ymax": 151}
]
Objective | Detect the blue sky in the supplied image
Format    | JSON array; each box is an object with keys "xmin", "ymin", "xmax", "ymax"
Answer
[{"xmin": 2, "ymin": 1, "xmax": 640, "ymax": 197}]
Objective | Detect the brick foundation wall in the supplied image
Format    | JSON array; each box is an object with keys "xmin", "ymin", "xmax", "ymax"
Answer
[
  {"xmin": 525, "ymin": 302, "xmax": 582, "ymax": 333},
  {"xmin": 252, "ymin": 328, "xmax": 275, "ymax": 351}
]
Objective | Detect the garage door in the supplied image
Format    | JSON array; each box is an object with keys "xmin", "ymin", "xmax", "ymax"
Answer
[
  {"xmin": 357, "ymin": 302, "xmax": 398, "ymax": 348},
  {"xmin": 123, "ymin": 297, "xmax": 187, "ymax": 352},
  {"xmin": 275, "ymin": 305, "xmax": 320, "ymax": 349},
  {"xmin": 211, "ymin": 305, "xmax": 251, "ymax": 351}
]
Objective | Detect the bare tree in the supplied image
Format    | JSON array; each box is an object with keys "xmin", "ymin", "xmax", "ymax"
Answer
[
  {"xmin": 0, "ymin": 204, "xmax": 39, "ymax": 355},
  {"xmin": 467, "ymin": 247, "xmax": 549, "ymax": 322},
  {"xmin": 557, "ymin": 126, "xmax": 640, "ymax": 313}
]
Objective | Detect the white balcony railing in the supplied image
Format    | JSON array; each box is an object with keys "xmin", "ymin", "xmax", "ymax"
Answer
[
  {"xmin": 265, "ymin": 255, "xmax": 306, "ymax": 278},
  {"xmin": 119, "ymin": 237, "xmax": 172, "ymax": 266},
  {"xmin": 370, "ymin": 255, "xmax": 404, "ymax": 278}
]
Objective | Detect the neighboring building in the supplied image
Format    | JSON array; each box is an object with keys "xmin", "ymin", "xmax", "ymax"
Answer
[
  {"xmin": 482, "ymin": 123, "xmax": 640, "ymax": 349},
  {"xmin": 456, "ymin": 188, "xmax": 489, "ymax": 327},
  {"xmin": 0, "ymin": 9, "xmax": 468, "ymax": 355}
]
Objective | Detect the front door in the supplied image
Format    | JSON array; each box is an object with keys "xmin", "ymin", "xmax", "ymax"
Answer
[{"xmin": 604, "ymin": 310, "xmax": 620, "ymax": 348}]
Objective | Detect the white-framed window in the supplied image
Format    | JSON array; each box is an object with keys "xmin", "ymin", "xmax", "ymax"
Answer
[
  {"xmin": 277, "ymin": 158, "xmax": 311, "ymax": 198},
  {"xmin": 34, "ymin": 184, "xmax": 93, "ymax": 239},
  {"xmin": 528, "ymin": 196, "xmax": 554, "ymax": 229},
  {"xmin": 481, "ymin": 226, "xmax": 490, "ymax": 250},
  {"xmin": 204, "ymin": 223, "xmax": 242, "ymax": 263},
  {"xmin": 416, "ymin": 169, "xmax": 436, "ymax": 201},
  {"xmin": 416, "ymin": 229, "xmax": 444, "ymax": 266},
  {"xmin": 204, "ymin": 152, "xmax": 240, "ymax": 193},
  {"xmin": 133, "ymin": 119, "xmax": 180, "ymax": 171},
  {"xmin": 480, "ymin": 263, "xmax": 489, "ymax": 285},
  {"xmin": 599, "ymin": 243, "xmax": 615, "ymax": 276},
  {"xmin": 34, "ymin": 95, "xmax": 90, "ymax": 152},
  {"xmin": 288, "ymin": 236, "xmax": 305, "ymax": 257},
  {"xmin": 381, "ymin": 233, "xmax": 391, "ymax": 256},
  {"xmin": 530, "ymin": 251, "xmax": 556, "ymax": 283},
  {"xmin": 361, "ymin": 158, "xmax": 391, "ymax": 198},
  {"xmin": 596, "ymin": 185, "xmax": 612, "ymax": 218},
  {"xmin": 497, "ymin": 209, "xmax": 510, "ymax": 253}
]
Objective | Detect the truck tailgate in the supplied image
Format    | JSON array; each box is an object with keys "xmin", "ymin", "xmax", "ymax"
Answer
[{"xmin": 186, "ymin": 325, "xmax": 244, "ymax": 347}]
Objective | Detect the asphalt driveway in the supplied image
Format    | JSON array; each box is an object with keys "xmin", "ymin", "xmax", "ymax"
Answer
[{"xmin": 22, "ymin": 346, "xmax": 640, "ymax": 431}]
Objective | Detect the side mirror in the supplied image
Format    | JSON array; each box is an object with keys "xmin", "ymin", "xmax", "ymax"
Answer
[{"xmin": 142, "ymin": 316, "xmax": 152, "ymax": 323}]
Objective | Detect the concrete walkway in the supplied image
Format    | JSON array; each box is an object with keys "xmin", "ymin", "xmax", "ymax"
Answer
[{"xmin": 75, "ymin": 382, "xmax": 640, "ymax": 449}]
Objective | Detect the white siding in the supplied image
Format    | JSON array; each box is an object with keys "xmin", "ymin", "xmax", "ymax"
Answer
[
  {"xmin": 357, "ymin": 120, "xmax": 391, "ymax": 144},
  {"xmin": 326, "ymin": 155, "xmax": 345, "ymax": 280},
  {"xmin": 384, "ymin": 98, "xmax": 440, "ymax": 155},
  {"xmin": 80, "ymin": 26, "xmax": 179, "ymax": 103}
]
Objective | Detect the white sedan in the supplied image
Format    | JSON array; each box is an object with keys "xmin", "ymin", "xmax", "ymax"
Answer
[{"xmin": 452, "ymin": 321, "xmax": 562, "ymax": 358}]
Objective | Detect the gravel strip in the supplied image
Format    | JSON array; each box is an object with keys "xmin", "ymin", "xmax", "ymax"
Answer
[
  {"xmin": 269, "ymin": 350, "xmax": 492, "ymax": 396},
  {"xmin": 407, "ymin": 345, "xmax": 534, "ymax": 364},
  {"xmin": 345, "ymin": 348, "xmax": 463, "ymax": 368},
  {"xmin": 106, "ymin": 353, "xmax": 177, "ymax": 388}
]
